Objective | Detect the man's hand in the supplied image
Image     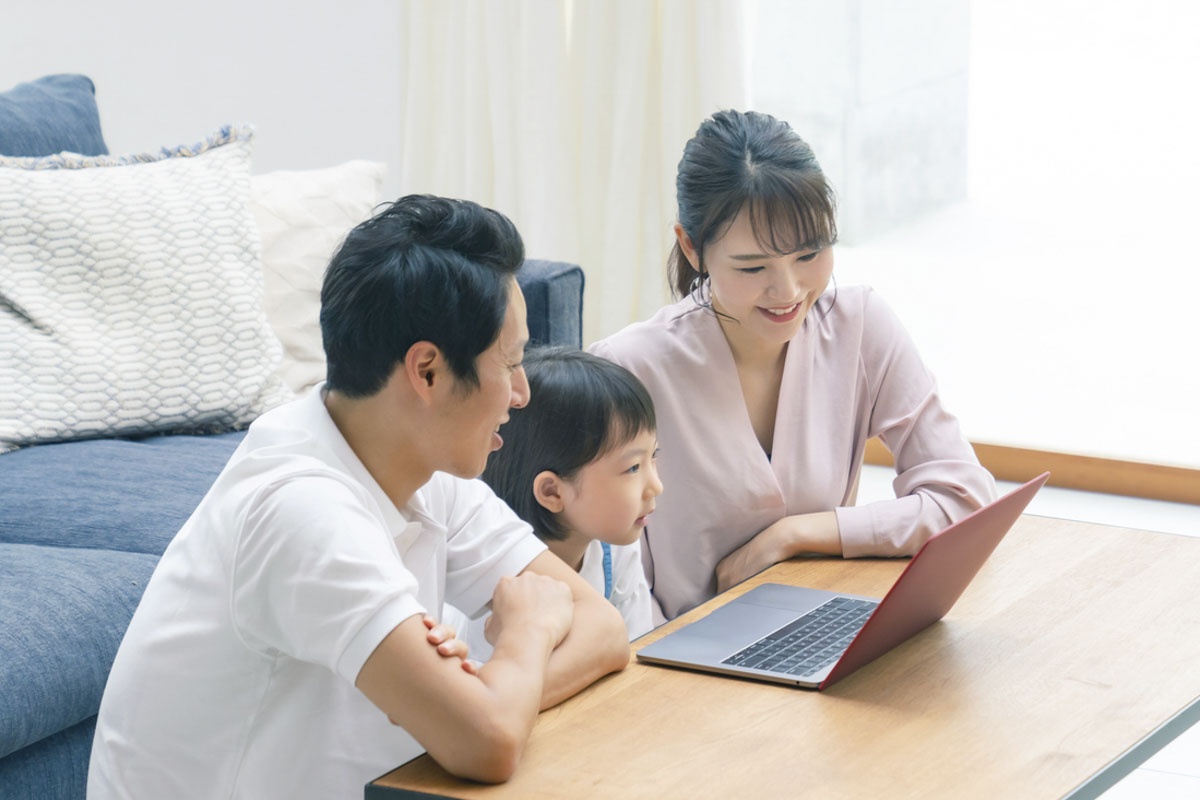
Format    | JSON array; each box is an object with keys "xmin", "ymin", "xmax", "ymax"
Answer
[
  {"xmin": 504, "ymin": 551, "xmax": 629, "ymax": 709},
  {"xmin": 421, "ymin": 614, "xmax": 480, "ymax": 675},
  {"xmin": 485, "ymin": 572, "xmax": 574, "ymax": 650}
]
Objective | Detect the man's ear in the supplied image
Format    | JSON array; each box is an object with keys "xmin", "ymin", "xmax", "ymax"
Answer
[
  {"xmin": 673, "ymin": 223, "xmax": 700, "ymax": 270},
  {"xmin": 402, "ymin": 341, "xmax": 443, "ymax": 404},
  {"xmin": 532, "ymin": 470, "xmax": 568, "ymax": 514}
]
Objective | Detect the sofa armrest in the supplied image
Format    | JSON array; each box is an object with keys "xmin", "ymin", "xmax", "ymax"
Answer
[{"xmin": 517, "ymin": 259, "xmax": 584, "ymax": 349}]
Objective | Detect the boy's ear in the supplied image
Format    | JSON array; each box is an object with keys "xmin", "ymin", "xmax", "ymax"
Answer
[
  {"xmin": 532, "ymin": 470, "xmax": 567, "ymax": 514},
  {"xmin": 401, "ymin": 341, "xmax": 443, "ymax": 404}
]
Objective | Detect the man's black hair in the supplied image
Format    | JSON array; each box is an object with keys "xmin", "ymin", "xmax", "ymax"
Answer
[{"xmin": 320, "ymin": 194, "xmax": 524, "ymax": 397}]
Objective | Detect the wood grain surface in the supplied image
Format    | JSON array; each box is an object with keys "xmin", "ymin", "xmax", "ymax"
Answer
[{"xmin": 369, "ymin": 515, "xmax": 1200, "ymax": 799}]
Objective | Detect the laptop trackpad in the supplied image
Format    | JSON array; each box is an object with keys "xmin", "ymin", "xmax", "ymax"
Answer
[
  {"xmin": 738, "ymin": 583, "xmax": 833, "ymax": 612},
  {"xmin": 642, "ymin": 596, "xmax": 808, "ymax": 665}
]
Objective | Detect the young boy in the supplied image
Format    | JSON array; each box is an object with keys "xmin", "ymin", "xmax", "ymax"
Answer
[
  {"xmin": 87, "ymin": 195, "xmax": 629, "ymax": 799},
  {"xmin": 481, "ymin": 348, "xmax": 661, "ymax": 640}
]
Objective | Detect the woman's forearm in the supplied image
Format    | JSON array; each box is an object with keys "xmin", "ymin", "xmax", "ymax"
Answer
[
  {"xmin": 715, "ymin": 511, "xmax": 844, "ymax": 593},
  {"xmin": 772, "ymin": 510, "xmax": 843, "ymax": 559}
]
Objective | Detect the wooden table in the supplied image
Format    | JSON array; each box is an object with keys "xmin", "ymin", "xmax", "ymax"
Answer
[{"xmin": 367, "ymin": 515, "xmax": 1200, "ymax": 799}]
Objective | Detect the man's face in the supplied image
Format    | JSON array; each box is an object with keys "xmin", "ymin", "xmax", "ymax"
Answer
[{"xmin": 440, "ymin": 278, "xmax": 530, "ymax": 478}]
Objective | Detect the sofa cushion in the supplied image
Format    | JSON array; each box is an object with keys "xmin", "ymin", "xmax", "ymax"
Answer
[
  {"xmin": 0, "ymin": 125, "xmax": 293, "ymax": 453},
  {"xmin": 0, "ymin": 74, "xmax": 107, "ymax": 158},
  {"xmin": 0, "ymin": 543, "xmax": 158, "ymax": 759},
  {"xmin": 0, "ymin": 431, "xmax": 244, "ymax": 554},
  {"xmin": 252, "ymin": 160, "xmax": 386, "ymax": 394},
  {"xmin": 0, "ymin": 715, "xmax": 94, "ymax": 800},
  {"xmin": 519, "ymin": 259, "xmax": 584, "ymax": 348}
]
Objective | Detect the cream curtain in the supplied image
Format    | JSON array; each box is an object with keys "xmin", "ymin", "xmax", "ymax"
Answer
[{"xmin": 398, "ymin": 0, "xmax": 747, "ymax": 344}]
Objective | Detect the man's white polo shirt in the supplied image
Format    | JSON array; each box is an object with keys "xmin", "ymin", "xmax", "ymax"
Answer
[{"xmin": 87, "ymin": 386, "xmax": 546, "ymax": 799}]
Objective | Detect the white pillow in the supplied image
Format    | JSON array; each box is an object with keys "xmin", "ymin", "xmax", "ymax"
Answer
[
  {"xmin": 251, "ymin": 161, "xmax": 386, "ymax": 393},
  {"xmin": 0, "ymin": 125, "xmax": 293, "ymax": 452}
]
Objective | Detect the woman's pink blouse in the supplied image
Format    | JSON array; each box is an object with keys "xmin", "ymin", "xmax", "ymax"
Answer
[{"xmin": 589, "ymin": 285, "xmax": 997, "ymax": 621}]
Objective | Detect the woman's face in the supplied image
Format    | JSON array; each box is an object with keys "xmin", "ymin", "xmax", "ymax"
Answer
[{"xmin": 685, "ymin": 206, "xmax": 834, "ymax": 351}]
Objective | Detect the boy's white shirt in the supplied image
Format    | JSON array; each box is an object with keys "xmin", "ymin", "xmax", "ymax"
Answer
[
  {"xmin": 87, "ymin": 385, "xmax": 546, "ymax": 800},
  {"xmin": 449, "ymin": 537, "xmax": 654, "ymax": 660}
]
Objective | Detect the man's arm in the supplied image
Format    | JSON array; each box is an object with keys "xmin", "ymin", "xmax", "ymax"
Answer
[
  {"xmin": 355, "ymin": 571, "xmax": 572, "ymax": 783},
  {"xmin": 515, "ymin": 550, "xmax": 631, "ymax": 708}
]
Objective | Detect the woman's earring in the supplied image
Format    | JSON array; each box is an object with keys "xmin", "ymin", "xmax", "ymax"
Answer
[{"xmin": 690, "ymin": 271, "xmax": 711, "ymax": 307}]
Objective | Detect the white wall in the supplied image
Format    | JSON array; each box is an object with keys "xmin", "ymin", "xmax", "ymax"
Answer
[
  {"xmin": 1, "ymin": 0, "xmax": 406, "ymax": 198},
  {"xmin": 7, "ymin": 1, "xmax": 1197, "ymax": 468}
]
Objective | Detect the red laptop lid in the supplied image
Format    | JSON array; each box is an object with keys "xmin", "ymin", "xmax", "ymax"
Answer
[{"xmin": 820, "ymin": 472, "xmax": 1051, "ymax": 689}]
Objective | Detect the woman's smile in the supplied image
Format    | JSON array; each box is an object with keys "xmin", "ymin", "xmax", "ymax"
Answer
[{"xmin": 757, "ymin": 302, "xmax": 802, "ymax": 322}]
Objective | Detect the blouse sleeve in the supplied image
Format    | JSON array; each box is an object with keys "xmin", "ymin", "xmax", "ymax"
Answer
[{"xmin": 834, "ymin": 289, "xmax": 997, "ymax": 557}]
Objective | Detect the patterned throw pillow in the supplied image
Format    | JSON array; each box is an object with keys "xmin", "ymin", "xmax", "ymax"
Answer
[{"xmin": 0, "ymin": 125, "xmax": 293, "ymax": 453}]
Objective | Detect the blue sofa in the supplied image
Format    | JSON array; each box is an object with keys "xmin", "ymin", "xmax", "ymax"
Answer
[{"xmin": 0, "ymin": 74, "xmax": 584, "ymax": 799}]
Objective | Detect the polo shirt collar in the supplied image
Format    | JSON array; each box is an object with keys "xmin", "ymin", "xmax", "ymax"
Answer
[{"xmin": 301, "ymin": 384, "xmax": 447, "ymax": 542}]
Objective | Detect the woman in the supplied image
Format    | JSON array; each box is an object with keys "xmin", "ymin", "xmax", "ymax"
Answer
[{"xmin": 590, "ymin": 110, "xmax": 996, "ymax": 622}]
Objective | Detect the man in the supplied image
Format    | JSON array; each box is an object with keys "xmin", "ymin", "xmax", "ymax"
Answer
[{"xmin": 88, "ymin": 195, "xmax": 629, "ymax": 798}]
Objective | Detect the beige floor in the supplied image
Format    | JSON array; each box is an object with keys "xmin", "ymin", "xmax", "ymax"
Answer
[{"xmin": 858, "ymin": 464, "xmax": 1200, "ymax": 796}]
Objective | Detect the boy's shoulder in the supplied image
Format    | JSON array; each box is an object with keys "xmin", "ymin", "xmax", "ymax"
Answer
[{"xmin": 582, "ymin": 538, "xmax": 645, "ymax": 580}]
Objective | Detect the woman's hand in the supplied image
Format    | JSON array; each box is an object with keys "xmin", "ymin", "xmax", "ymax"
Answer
[
  {"xmin": 715, "ymin": 511, "xmax": 842, "ymax": 593},
  {"xmin": 715, "ymin": 528, "xmax": 784, "ymax": 593}
]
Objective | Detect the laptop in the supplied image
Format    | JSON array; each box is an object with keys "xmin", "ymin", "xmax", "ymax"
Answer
[{"xmin": 637, "ymin": 472, "xmax": 1050, "ymax": 689}]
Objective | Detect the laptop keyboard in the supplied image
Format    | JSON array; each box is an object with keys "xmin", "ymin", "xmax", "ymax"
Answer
[{"xmin": 721, "ymin": 596, "xmax": 878, "ymax": 677}]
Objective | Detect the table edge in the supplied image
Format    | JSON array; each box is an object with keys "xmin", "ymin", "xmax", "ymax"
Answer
[{"xmin": 1063, "ymin": 691, "xmax": 1200, "ymax": 800}]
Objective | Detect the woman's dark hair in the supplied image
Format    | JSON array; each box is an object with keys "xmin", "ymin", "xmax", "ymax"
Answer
[
  {"xmin": 320, "ymin": 194, "xmax": 524, "ymax": 397},
  {"xmin": 669, "ymin": 109, "xmax": 838, "ymax": 299},
  {"xmin": 480, "ymin": 347, "xmax": 656, "ymax": 542}
]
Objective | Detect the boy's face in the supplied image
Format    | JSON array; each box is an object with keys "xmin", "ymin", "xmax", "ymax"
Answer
[
  {"xmin": 558, "ymin": 427, "xmax": 662, "ymax": 546},
  {"xmin": 440, "ymin": 278, "xmax": 530, "ymax": 478}
]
